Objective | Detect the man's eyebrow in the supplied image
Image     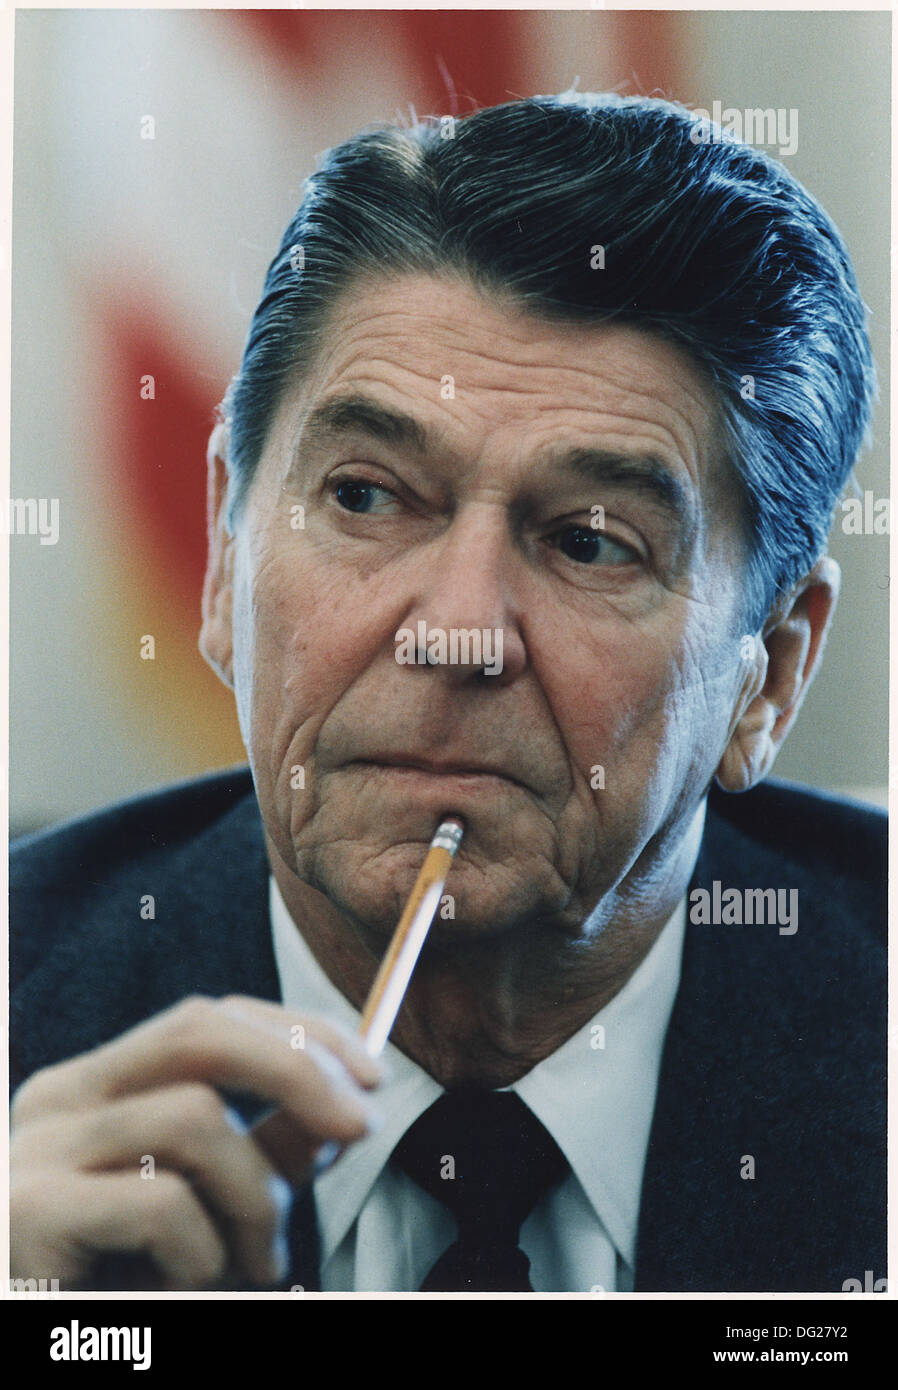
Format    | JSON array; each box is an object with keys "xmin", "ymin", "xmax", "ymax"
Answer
[
  {"xmin": 294, "ymin": 398, "xmax": 696, "ymax": 532},
  {"xmin": 299, "ymin": 394, "xmax": 430, "ymax": 454},
  {"xmin": 550, "ymin": 447, "xmax": 695, "ymax": 530}
]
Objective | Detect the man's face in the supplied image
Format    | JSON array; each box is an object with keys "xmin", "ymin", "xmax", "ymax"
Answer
[{"xmin": 211, "ymin": 272, "xmax": 753, "ymax": 942}]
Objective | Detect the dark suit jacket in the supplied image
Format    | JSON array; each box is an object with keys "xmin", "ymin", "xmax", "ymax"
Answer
[{"xmin": 9, "ymin": 767, "xmax": 887, "ymax": 1292}]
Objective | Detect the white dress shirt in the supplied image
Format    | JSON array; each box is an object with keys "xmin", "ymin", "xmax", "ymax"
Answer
[{"xmin": 269, "ymin": 809, "xmax": 703, "ymax": 1292}]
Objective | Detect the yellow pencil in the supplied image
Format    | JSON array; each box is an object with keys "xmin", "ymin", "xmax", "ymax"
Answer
[
  {"xmin": 358, "ymin": 815, "xmax": 465, "ymax": 1058},
  {"xmin": 252, "ymin": 815, "xmax": 465, "ymax": 1185}
]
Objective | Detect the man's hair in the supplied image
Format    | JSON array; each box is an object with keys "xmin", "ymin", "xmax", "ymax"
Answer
[{"xmin": 220, "ymin": 90, "xmax": 875, "ymax": 628}]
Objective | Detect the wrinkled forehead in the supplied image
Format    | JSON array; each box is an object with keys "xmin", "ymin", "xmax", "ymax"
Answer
[{"xmin": 254, "ymin": 270, "xmax": 744, "ymax": 536}]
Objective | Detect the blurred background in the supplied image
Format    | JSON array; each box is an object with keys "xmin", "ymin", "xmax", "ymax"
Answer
[{"xmin": 10, "ymin": 7, "xmax": 890, "ymax": 836}]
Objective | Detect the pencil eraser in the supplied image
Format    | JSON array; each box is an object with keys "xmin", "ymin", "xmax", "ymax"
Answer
[{"xmin": 433, "ymin": 816, "xmax": 465, "ymax": 854}]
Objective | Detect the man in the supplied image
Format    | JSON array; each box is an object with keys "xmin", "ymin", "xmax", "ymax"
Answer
[{"xmin": 10, "ymin": 91, "xmax": 886, "ymax": 1293}]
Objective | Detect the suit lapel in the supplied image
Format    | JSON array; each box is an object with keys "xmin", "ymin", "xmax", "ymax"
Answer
[{"xmin": 634, "ymin": 794, "xmax": 884, "ymax": 1291}]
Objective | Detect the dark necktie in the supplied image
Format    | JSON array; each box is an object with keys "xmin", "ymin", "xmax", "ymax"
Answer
[{"xmin": 391, "ymin": 1089, "xmax": 569, "ymax": 1292}]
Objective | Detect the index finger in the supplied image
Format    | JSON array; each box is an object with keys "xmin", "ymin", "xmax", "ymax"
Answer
[
  {"xmin": 214, "ymin": 996, "xmax": 384, "ymax": 1088},
  {"xmin": 20, "ymin": 996, "xmax": 381, "ymax": 1134}
]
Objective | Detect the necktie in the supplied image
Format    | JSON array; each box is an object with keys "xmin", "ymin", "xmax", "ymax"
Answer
[{"xmin": 391, "ymin": 1088, "xmax": 569, "ymax": 1292}]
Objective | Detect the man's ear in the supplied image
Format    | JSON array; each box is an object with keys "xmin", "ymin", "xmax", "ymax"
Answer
[
  {"xmin": 198, "ymin": 421, "xmax": 236, "ymax": 689},
  {"xmin": 716, "ymin": 556, "xmax": 841, "ymax": 794}
]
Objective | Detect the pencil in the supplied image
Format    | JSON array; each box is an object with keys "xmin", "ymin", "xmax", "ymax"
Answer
[
  {"xmin": 358, "ymin": 815, "xmax": 465, "ymax": 1058},
  {"xmin": 253, "ymin": 814, "xmax": 465, "ymax": 1184}
]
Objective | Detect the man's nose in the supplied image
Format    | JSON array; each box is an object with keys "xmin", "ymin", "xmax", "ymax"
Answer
[{"xmin": 398, "ymin": 503, "xmax": 527, "ymax": 683}]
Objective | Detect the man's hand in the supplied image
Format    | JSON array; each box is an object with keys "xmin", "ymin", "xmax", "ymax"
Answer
[{"xmin": 10, "ymin": 994, "xmax": 383, "ymax": 1290}]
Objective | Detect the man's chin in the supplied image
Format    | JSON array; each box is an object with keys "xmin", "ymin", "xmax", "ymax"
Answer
[{"xmin": 301, "ymin": 845, "xmax": 571, "ymax": 946}]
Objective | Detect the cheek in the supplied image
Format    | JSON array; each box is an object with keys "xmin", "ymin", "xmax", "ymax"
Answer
[
  {"xmin": 534, "ymin": 604, "xmax": 725, "ymax": 833},
  {"xmin": 239, "ymin": 541, "xmax": 387, "ymax": 763},
  {"xmin": 647, "ymin": 630, "xmax": 743, "ymax": 808},
  {"xmin": 535, "ymin": 627, "xmax": 673, "ymax": 779}
]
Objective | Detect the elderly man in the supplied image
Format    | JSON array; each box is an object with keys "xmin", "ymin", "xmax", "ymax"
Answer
[{"xmin": 10, "ymin": 91, "xmax": 885, "ymax": 1294}]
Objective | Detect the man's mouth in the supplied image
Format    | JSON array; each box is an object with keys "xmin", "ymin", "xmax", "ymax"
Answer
[{"xmin": 350, "ymin": 754, "xmax": 531, "ymax": 793}]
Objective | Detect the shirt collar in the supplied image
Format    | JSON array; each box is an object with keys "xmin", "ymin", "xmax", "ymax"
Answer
[{"xmin": 511, "ymin": 896, "xmax": 685, "ymax": 1268}]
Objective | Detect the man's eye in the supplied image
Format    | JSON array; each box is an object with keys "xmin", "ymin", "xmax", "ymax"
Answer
[
  {"xmin": 333, "ymin": 479, "xmax": 397, "ymax": 514},
  {"xmin": 555, "ymin": 524, "xmax": 635, "ymax": 565}
]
